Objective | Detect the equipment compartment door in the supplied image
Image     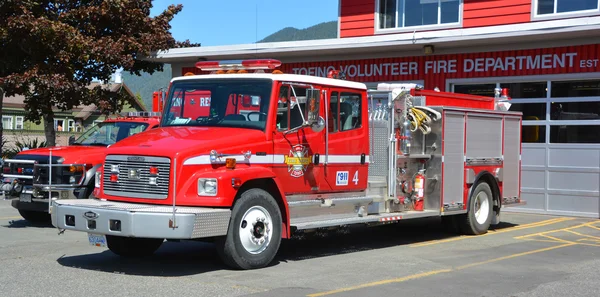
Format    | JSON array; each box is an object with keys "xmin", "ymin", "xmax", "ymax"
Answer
[{"xmin": 272, "ymin": 83, "xmax": 325, "ymax": 194}]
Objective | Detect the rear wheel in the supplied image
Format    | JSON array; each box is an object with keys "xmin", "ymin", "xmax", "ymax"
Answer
[
  {"xmin": 106, "ymin": 235, "xmax": 164, "ymax": 257},
  {"xmin": 458, "ymin": 182, "xmax": 494, "ymax": 235},
  {"xmin": 18, "ymin": 209, "xmax": 50, "ymax": 223},
  {"xmin": 216, "ymin": 188, "xmax": 282, "ymax": 270}
]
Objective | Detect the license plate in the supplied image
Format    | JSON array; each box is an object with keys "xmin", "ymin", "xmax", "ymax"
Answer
[
  {"xmin": 19, "ymin": 193, "xmax": 32, "ymax": 202},
  {"xmin": 88, "ymin": 233, "xmax": 107, "ymax": 247}
]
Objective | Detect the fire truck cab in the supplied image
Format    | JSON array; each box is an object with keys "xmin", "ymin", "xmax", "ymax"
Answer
[{"xmin": 51, "ymin": 59, "xmax": 524, "ymax": 270}]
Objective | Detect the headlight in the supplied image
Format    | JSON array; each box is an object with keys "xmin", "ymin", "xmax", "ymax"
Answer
[
  {"xmin": 95, "ymin": 171, "xmax": 101, "ymax": 188},
  {"xmin": 198, "ymin": 178, "xmax": 217, "ymax": 196}
]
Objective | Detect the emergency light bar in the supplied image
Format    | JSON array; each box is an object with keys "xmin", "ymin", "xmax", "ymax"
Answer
[
  {"xmin": 195, "ymin": 59, "xmax": 282, "ymax": 72},
  {"xmin": 120, "ymin": 111, "xmax": 162, "ymax": 118}
]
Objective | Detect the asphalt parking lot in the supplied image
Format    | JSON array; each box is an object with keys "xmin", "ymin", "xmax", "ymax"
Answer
[{"xmin": 1, "ymin": 199, "xmax": 600, "ymax": 297}]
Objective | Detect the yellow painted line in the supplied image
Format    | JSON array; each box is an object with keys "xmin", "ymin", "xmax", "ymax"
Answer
[
  {"xmin": 515, "ymin": 221, "xmax": 598, "ymax": 240},
  {"xmin": 540, "ymin": 234, "xmax": 574, "ymax": 244},
  {"xmin": 577, "ymin": 238, "xmax": 600, "ymax": 243},
  {"xmin": 455, "ymin": 243, "xmax": 576, "ymax": 270},
  {"xmin": 411, "ymin": 217, "xmax": 573, "ymax": 247},
  {"xmin": 0, "ymin": 216, "xmax": 21, "ymax": 220},
  {"xmin": 518, "ymin": 238, "xmax": 562, "ymax": 244},
  {"xmin": 585, "ymin": 224, "xmax": 600, "ymax": 231},
  {"xmin": 306, "ymin": 269, "xmax": 452, "ymax": 297},
  {"xmin": 308, "ymin": 242, "xmax": 577, "ymax": 297},
  {"xmin": 564, "ymin": 230, "xmax": 600, "ymax": 241}
]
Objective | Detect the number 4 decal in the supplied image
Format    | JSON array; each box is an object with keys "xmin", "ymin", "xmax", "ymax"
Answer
[{"xmin": 353, "ymin": 171, "xmax": 359, "ymax": 185}]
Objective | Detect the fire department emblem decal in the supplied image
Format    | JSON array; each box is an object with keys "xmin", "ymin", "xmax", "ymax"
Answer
[{"xmin": 285, "ymin": 144, "xmax": 312, "ymax": 178}]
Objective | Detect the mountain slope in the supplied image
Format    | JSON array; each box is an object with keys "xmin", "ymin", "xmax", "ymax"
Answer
[
  {"xmin": 121, "ymin": 64, "xmax": 172, "ymax": 110},
  {"xmin": 258, "ymin": 21, "xmax": 337, "ymax": 42}
]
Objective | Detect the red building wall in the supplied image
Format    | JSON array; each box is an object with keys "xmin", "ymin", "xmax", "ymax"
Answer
[
  {"xmin": 338, "ymin": 0, "xmax": 532, "ymax": 38},
  {"xmin": 463, "ymin": 0, "xmax": 531, "ymax": 28},
  {"xmin": 339, "ymin": 0, "xmax": 375, "ymax": 38}
]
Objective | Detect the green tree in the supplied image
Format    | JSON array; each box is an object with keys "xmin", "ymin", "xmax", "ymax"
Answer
[{"xmin": 0, "ymin": 0, "xmax": 199, "ymax": 147}]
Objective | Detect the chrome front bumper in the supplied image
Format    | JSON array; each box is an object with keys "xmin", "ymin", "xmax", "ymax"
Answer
[{"xmin": 51, "ymin": 199, "xmax": 232, "ymax": 240}]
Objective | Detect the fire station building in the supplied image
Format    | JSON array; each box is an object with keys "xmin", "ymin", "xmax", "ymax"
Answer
[{"xmin": 149, "ymin": 0, "xmax": 600, "ymax": 218}]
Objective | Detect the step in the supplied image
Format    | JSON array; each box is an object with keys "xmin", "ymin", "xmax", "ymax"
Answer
[{"xmin": 291, "ymin": 209, "xmax": 440, "ymax": 230}]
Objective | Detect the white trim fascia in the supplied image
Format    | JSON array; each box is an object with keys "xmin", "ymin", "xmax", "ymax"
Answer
[{"xmin": 151, "ymin": 16, "xmax": 600, "ymax": 60}]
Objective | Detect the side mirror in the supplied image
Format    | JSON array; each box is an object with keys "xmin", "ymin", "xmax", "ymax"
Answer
[
  {"xmin": 306, "ymin": 89, "xmax": 324, "ymax": 132},
  {"xmin": 68, "ymin": 135, "xmax": 76, "ymax": 145}
]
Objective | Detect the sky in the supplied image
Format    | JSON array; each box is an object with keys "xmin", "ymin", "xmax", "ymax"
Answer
[{"xmin": 149, "ymin": 0, "xmax": 340, "ymax": 46}]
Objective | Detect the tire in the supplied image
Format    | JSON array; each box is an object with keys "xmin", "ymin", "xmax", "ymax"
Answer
[
  {"xmin": 106, "ymin": 235, "xmax": 164, "ymax": 257},
  {"xmin": 18, "ymin": 209, "xmax": 51, "ymax": 223},
  {"xmin": 215, "ymin": 188, "xmax": 282, "ymax": 270},
  {"xmin": 458, "ymin": 182, "xmax": 494, "ymax": 235}
]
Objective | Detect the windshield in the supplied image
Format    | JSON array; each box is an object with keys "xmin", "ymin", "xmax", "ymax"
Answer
[
  {"xmin": 74, "ymin": 121, "xmax": 149, "ymax": 146},
  {"xmin": 161, "ymin": 78, "xmax": 273, "ymax": 131}
]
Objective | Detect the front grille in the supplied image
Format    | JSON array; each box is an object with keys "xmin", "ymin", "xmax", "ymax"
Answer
[
  {"xmin": 103, "ymin": 155, "xmax": 171, "ymax": 199},
  {"xmin": 2, "ymin": 160, "xmax": 36, "ymax": 186}
]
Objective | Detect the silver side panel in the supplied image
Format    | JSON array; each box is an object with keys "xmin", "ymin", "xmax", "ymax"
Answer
[
  {"xmin": 368, "ymin": 114, "xmax": 390, "ymax": 178},
  {"xmin": 503, "ymin": 117, "xmax": 521, "ymax": 202},
  {"xmin": 466, "ymin": 115, "xmax": 503, "ymax": 159},
  {"xmin": 51, "ymin": 199, "xmax": 231, "ymax": 239},
  {"xmin": 442, "ymin": 112, "xmax": 466, "ymax": 209}
]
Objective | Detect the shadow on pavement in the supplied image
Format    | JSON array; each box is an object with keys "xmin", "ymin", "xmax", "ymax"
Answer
[
  {"xmin": 55, "ymin": 216, "xmax": 519, "ymax": 276},
  {"xmin": 3, "ymin": 218, "xmax": 54, "ymax": 229}
]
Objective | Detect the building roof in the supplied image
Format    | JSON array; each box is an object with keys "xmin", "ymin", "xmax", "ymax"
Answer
[
  {"xmin": 145, "ymin": 16, "xmax": 600, "ymax": 63},
  {"xmin": 2, "ymin": 82, "xmax": 147, "ymax": 119}
]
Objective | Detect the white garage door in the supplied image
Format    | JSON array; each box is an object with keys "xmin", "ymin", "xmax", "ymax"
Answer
[{"xmin": 451, "ymin": 74, "xmax": 600, "ymax": 218}]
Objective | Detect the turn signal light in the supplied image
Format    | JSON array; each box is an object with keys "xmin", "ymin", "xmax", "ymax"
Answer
[
  {"xmin": 225, "ymin": 158, "xmax": 236, "ymax": 169},
  {"xmin": 69, "ymin": 165, "xmax": 84, "ymax": 172}
]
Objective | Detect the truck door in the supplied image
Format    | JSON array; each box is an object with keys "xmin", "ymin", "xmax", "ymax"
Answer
[
  {"xmin": 272, "ymin": 84, "xmax": 325, "ymax": 195},
  {"xmin": 323, "ymin": 89, "xmax": 369, "ymax": 191}
]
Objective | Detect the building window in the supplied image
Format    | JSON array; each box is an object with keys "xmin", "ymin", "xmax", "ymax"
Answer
[
  {"xmin": 15, "ymin": 116, "xmax": 24, "ymax": 130},
  {"xmin": 535, "ymin": 0, "xmax": 599, "ymax": 18},
  {"xmin": 550, "ymin": 125, "xmax": 600, "ymax": 143},
  {"xmin": 54, "ymin": 119, "xmax": 65, "ymax": 131},
  {"xmin": 378, "ymin": 0, "xmax": 461, "ymax": 30},
  {"xmin": 67, "ymin": 119, "xmax": 75, "ymax": 132},
  {"xmin": 451, "ymin": 78, "xmax": 600, "ymax": 144},
  {"xmin": 453, "ymin": 84, "xmax": 496, "ymax": 97},
  {"xmin": 2, "ymin": 116, "xmax": 13, "ymax": 130}
]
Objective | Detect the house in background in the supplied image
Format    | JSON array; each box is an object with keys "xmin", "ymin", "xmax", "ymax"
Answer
[{"xmin": 2, "ymin": 81, "xmax": 147, "ymax": 147}]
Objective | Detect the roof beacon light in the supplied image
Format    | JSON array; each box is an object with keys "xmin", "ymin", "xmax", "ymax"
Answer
[
  {"xmin": 501, "ymin": 88, "xmax": 510, "ymax": 100},
  {"xmin": 195, "ymin": 59, "xmax": 282, "ymax": 73}
]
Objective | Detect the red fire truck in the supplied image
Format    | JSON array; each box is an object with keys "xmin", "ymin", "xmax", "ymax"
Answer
[
  {"xmin": 51, "ymin": 59, "xmax": 524, "ymax": 269},
  {"xmin": 2, "ymin": 112, "xmax": 161, "ymax": 223}
]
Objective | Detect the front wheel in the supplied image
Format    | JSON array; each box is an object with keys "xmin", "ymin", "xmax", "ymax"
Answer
[
  {"xmin": 106, "ymin": 235, "xmax": 164, "ymax": 257},
  {"xmin": 458, "ymin": 182, "xmax": 494, "ymax": 235},
  {"xmin": 216, "ymin": 188, "xmax": 282, "ymax": 270}
]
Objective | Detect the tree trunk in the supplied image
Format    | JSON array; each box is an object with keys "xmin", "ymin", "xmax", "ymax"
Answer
[{"xmin": 43, "ymin": 112, "xmax": 56, "ymax": 147}]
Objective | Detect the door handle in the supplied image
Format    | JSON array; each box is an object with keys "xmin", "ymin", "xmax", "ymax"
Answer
[{"xmin": 313, "ymin": 153, "xmax": 320, "ymax": 165}]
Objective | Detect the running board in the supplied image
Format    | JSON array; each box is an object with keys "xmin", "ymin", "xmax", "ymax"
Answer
[
  {"xmin": 291, "ymin": 209, "xmax": 440, "ymax": 230},
  {"xmin": 287, "ymin": 195, "xmax": 379, "ymax": 208}
]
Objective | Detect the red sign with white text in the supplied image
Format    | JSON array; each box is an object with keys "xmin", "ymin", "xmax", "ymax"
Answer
[{"xmin": 182, "ymin": 44, "xmax": 600, "ymax": 91}]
